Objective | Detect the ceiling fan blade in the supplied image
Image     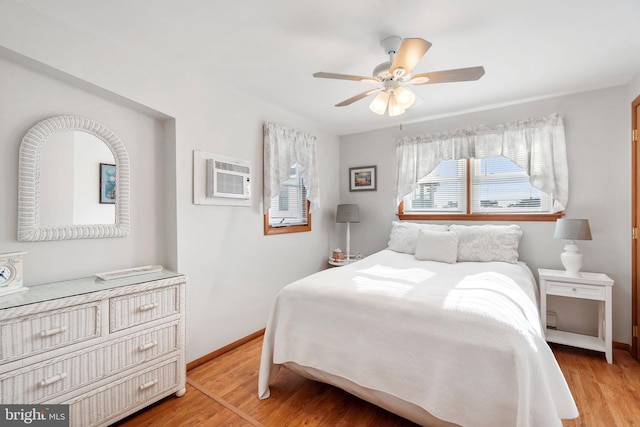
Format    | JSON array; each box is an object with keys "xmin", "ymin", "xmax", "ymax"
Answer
[
  {"xmin": 389, "ymin": 38, "xmax": 432, "ymax": 77},
  {"xmin": 410, "ymin": 66, "xmax": 485, "ymax": 85},
  {"xmin": 335, "ymin": 89, "xmax": 381, "ymax": 107},
  {"xmin": 313, "ymin": 72, "xmax": 378, "ymax": 83}
]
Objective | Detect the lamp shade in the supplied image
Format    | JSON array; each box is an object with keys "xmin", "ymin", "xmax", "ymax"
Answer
[
  {"xmin": 394, "ymin": 87, "xmax": 416, "ymax": 109},
  {"xmin": 554, "ymin": 219, "xmax": 592, "ymax": 241},
  {"xmin": 369, "ymin": 92, "xmax": 389, "ymax": 115},
  {"xmin": 336, "ymin": 204, "xmax": 360, "ymax": 223},
  {"xmin": 387, "ymin": 93, "xmax": 406, "ymax": 117}
]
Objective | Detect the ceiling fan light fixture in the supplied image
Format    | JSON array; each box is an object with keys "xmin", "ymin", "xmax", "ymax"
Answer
[
  {"xmin": 313, "ymin": 36, "xmax": 484, "ymax": 116},
  {"xmin": 394, "ymin": 87, "xmax": 416, "ymax": 109},
  {"xmin": 410, "ymin": 76, "xmax": 430, "ymax": 85},
  {"xmin": 369, "ymin": 91, "xmax": 389, "ymax": 115},
  {"xmin": 387, "ymin": 93, "xmax": 406, "ymax": 117}
]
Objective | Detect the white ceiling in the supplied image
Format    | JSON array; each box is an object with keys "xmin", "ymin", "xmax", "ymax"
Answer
[{"xmin": 11, "ymin": 0, "xmax": 640, "ymax": 135}]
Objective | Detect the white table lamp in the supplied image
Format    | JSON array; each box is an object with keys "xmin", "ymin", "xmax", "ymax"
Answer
[
  {"xmin": 553, "ymin": 218, "xmax": 592, "ymax": 276},
  {"xmin": 336, "ymin": 204, "xmax": 360, "ymax": 262}
]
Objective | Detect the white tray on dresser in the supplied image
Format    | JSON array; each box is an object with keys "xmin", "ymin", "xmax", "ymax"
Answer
[{"xmin": 0, "ymin": 270, "xmax": 187, "ymax": 427}]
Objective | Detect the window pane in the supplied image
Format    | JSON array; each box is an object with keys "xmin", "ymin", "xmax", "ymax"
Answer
[
  {"xmin": 471, "ymin": 157, "xmax": 552, "ymax": 213},
  {"xmin": 403, "ymin": 159, "xmax": 466, "ymax": 213},
  {"xmin": 268, "ymin": 165, "xmax": 308, "ymax": 226}
]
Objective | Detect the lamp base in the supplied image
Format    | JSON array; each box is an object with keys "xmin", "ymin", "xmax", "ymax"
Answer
[{"xmin": 560, "ymin": 241, "xmax": 583, "ymax": 277}]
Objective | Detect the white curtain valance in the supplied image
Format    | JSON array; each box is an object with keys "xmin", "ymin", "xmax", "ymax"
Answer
[
  {"xmin": 395, "ymin": 113, "xmax": 568, "ymax": 212},
  {"xmin": 263, "ymin": 121, "xmax": 320, "ymax": 213}
]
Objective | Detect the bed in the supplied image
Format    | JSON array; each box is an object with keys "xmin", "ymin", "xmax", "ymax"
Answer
[{"xmin": 258, "ymin": 223, "xmax": 578, "ymax": 427}]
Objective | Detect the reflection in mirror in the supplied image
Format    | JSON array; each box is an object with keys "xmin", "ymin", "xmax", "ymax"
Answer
[
  {"xmin": 18, "ymin": 116, "xmax": 130, "ymax": 241},
  {"xmin": 39, "ymin": 131, "xmax": 116, "ymax": 226}
]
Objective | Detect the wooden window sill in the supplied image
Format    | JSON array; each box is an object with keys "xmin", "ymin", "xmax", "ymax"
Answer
[{"xmin": 264, "ymin": 221, "xmax": 312, "ymax": 235}]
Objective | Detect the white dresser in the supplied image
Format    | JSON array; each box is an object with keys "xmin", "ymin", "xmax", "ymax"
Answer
[{"xmin": 0, "ymin": 270, "xmax": 186, "ymax": 426}]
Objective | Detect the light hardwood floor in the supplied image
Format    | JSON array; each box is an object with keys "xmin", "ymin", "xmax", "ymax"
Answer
[{"xmin": 114, "ymin": 337, "xmax": 640, "ymax": 427}]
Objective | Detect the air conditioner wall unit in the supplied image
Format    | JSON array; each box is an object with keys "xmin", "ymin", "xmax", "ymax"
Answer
[
  {"xmin": 193, "ymin": 151, "xmax": 251, "ymax": 207},
  {"xmin": 206, "ymin": 157, "xmax": 251, "ymax": 200}
]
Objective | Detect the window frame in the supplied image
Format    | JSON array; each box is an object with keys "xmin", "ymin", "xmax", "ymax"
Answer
[
  {"xmin": 264, "ymin": 200, "xmax": 311, "ymax": 235},
  {"xmin": 264, "ymin": 165, "xmax": 311, "ymax": 235},
  {"xmin": 398, "ymin": 159, "xmax": 563, "ymax": 222}
]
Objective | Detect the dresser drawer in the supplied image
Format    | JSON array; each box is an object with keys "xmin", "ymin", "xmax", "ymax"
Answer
[
  {"xmin": 0, "ymin": 322, "xmax": 179, "ymax": 404},
  {"xmin": 0, "ymin": 343, "xmax": 105, "ymax": 404},
  {"xmin": 107, "ymin": 322, "xmax": 179, "ymax": 372},
  {"xmin": 0, "ymin": 302, "xmax": 100, "ymax": 362},
  {"xmin": 546, "ymin": 281, "xmax": 606, "ymax": 300},
  {"xmin": 66, "ymin": 358, "xmax": 179, "ymax": 427},
  {"xmin": 110, "ymin": 285, "xmax": 180, "ymax": 332}
]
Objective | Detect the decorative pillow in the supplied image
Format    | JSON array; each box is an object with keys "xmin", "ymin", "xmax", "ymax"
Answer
[
  {"xmin": 449, "ymin": 224, "xmax": 523, "ymax": 263},
  {"xmin": 387, "ymin": 221, "xmax": 449, "ymax": 254},
  {"xmin": 415, "ymin": 229, "xmax": 458, "ymax": 263}
]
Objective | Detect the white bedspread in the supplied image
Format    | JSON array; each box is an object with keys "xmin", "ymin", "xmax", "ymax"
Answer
[{"xmin": 258, "ymin": 250, "xmax": 578, "ymax": 427}]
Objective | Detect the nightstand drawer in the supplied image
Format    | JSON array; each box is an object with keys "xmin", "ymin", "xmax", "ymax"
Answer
[{"xmin": 546, "ymin": 281, "xmax": 605, "ymax": 300}]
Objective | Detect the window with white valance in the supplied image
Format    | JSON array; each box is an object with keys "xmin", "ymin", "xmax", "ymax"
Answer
[
  {"xmin": 263, "ymin": 122, "xmax": 319, "ymax": 234},
  {"xmin": 396, "ymin": 113, "xmax": 568, "ymax": 216}
]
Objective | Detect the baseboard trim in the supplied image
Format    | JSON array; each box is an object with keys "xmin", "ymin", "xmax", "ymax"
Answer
[
  {"xmin": 187, "ymin": 328, "xmax": 266, "ymax": 371},
  {"xmin": 186, "ymin": 331, "xmax": 630, "ymax": 371},
  {"xmin": 613, "ymin": 341, "xmax": 630, "ymax": 352}
]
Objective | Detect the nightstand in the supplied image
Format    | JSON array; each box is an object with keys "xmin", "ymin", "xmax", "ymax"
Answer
[
  {"xmin": 328, "ymin": 259, "xmax": 350, "ymax": 267},
  {"xmin": 328, "ymin": 255, "xmax": 364, "ymax": 267},
  {"xmin": 538, "ymin": 268, "xmax": 614, "ymax": 363}
]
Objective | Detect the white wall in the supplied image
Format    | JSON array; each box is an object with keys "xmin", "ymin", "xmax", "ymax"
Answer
[
  {"xmin": 628, "ymin": 73, "xmax": 640, "ymax": 103},
  {"xmin": 171, "ymin": 75, "xmax": 340, "ymax": 361},
  {"xmin": 339, "ymin": 86, "xmax": 632, "ymax": 344},
  {"xmin": 0, "ymin": 55, "xmax": 169, "ymax": 286},
  {"xmin": 0, "ymin": 4, "xmax": 341, "ymax": 363}
]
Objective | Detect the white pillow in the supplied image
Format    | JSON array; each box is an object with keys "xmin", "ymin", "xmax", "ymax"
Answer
[
  {"xmin": 415, "ymin": 229, "xmax": 458, "ymax": 263},
  {"xmin": 449, "ymin": 224, "xmax": 523, "ymax": 263},
  {"xmin": 387, "ymin": 221, "xmax": 449, "ymax": 254}
]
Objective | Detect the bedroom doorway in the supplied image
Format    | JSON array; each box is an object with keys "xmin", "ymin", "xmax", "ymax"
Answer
[{"xmin": 632, "ymin": 95, "xmax": 640, "ymax": 361}]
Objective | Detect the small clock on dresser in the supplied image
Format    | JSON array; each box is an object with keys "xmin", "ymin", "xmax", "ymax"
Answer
[{"xmin": 0, "ymin": 251, "xmax": 27, "ymax": 297}]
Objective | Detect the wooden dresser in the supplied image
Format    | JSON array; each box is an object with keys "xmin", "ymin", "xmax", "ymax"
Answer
[{"xmin": 0, "ymin": 270, "xmax": 186, "ymax": 427}]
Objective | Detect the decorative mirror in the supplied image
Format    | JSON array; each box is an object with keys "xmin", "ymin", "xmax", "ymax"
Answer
[{"xmin": 18, "ymin": 116, "xmax": 130, "ymax": 241}]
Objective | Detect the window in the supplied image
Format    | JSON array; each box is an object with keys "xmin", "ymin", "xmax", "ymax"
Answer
[
  {"xmin": 400, "ymin": 157, "xmax": 560, "ymax": 221},
  {"xmin": 264, "ymin": 164, "xmax": 311, "ymax": 235},
  {"xmin": 395, "ymin": 114, "xmax": 568, "ymax": 219},
  {"xmin": 263, "ymin": 121, "xmax": 318, "ymax": 235},
  {"xmin": 404, "ymin": 159, "xmax": 467, "ymax": 213},
  {"xmin": 471, "ymin": 157, "xmax": 552, "ymax": 213}
]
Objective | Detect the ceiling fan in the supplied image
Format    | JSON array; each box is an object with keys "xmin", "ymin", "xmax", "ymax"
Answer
[{"xmin": 313, "ymin": 36, "xmax": 485, "ymax": 117}]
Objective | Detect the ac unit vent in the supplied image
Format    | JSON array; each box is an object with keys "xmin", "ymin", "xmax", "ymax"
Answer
[
  {"xmin": 214, "ymin": 161, "xmax": 250, "ymax": 175},
  {"xmin": 206, "ymin": 157, "xmax": 251, "ymax": 200}
]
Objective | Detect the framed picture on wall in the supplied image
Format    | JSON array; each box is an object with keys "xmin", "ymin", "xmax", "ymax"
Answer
[
  {"xmin": 349, "ymin": 165, "xmax": 377, "ymax": 191},
  {"xmin": 99, "ymin": 163, "xmax": 116, "ymax": 204}
]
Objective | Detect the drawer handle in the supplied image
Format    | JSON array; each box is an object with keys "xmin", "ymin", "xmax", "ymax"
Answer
[
  {"xmin": 137, "ymin": 302, "xmax": 158, "ymax": 312},
  {"xmin": 40, "ymin": 372, "xmax": 67, "ymax": 387},
  {"xmin": 139, "ymin": 379, "xmax": 158, "ymax": 391},
  {"xmin": 40, "ymin": 326, "xmax": 68, "ymax": 337},
  {"xmin": 138, "ymin": 341, "xmax": 158, "ymax": 351}
]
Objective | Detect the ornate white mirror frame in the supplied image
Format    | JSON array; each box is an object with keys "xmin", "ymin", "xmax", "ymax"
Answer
[{"xmin": 18, "ymin": 116, "xmax": 130, "ymax": 241}]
